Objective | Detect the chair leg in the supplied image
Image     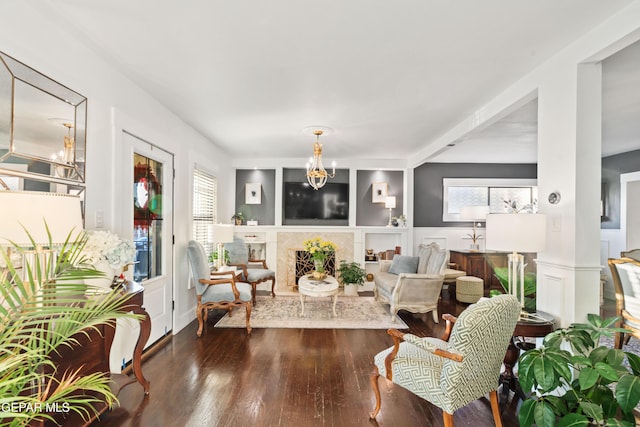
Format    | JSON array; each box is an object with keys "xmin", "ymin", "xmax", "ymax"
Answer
[
  {"xmin": 432, "ymin": 308, "xmax": 439, "ymax": 323},
  {"xmin": 369, "ymin": 366, "xmax": 382, "ymax": 419},
  {"xmin": 443, "ymin": 412, "xmax": 454, "ymax": 427},
  {"xmin": 196, "ymin": 305, "xmax": 204, "ymax": 337},
  {"xmin": 244, "ymin": 302, "xmax": 252, "ymax": 335},
  {"xmin": 489, "ymin": 390, "xmax": 503, "ymax": 427},
  {"xmin": 251, "ymin": 283, "xmax": 257, "ymax": 305},
  {"xmin": 615, "ymin": 331, "xmax": 624, "ymax": 349},
  {"xmin": 271, "ymin": 278, "xmax": 276, "ymax": 298}
]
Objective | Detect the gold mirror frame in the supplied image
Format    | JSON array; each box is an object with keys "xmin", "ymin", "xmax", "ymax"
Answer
[{"xmin": 0, "ymin": 50, "xmax": 87, "ymax": 186}]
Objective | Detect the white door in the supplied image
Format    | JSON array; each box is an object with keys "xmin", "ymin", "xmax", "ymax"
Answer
[{"xmin": 128, "ymin": 132, "xmax": 174, "ymax": 345}]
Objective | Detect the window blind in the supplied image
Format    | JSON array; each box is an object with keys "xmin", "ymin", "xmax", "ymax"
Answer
[{"xmin": 192, "ymin": 167, "xmax": 218, "ymax": 256}]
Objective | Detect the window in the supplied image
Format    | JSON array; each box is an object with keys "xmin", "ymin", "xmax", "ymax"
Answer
[
  {"xmin": 442, "ymin": 178, "xmax": 537, "ymax": 221},
  {"xmin": 192, "ymin": 167, "xmax": 218, "ymax": 257}
]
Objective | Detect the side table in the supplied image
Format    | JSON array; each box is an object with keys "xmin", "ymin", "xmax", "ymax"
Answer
[
  {"xmin": 500, "ymin": 311, "xmax": 556, "ymax": 406},
  {"xmin": 298, "ymin": 275, "xmax": 339, "ymax": 317}
]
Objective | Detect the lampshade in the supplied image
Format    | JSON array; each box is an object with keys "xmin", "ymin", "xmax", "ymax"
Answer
[
  {"xmin": 207, "ymin": 224, "xmax": 235, "ymax": 243},
  {"xmin": 385, "ymin": 196, "xmax": 396, "ymax": 209},
  {"xmin": 0, "ymin": 191, "xmax": 83, "ymax": 246},
  {"xmin": 460, "ymin": 205, "xmax": 490, "ymax": 221},
  {"xmin": 485, "ymin": 213, "xmax": 547, "ymax": 253}
]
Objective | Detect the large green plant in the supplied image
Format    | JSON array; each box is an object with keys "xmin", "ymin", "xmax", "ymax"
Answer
[
  {"xmin": 0, "ymin": 227, "xmax": 138, "ymax": 426},
  {"xmin": 492, "ymin": 266, "xmax": 537, "ymax": 311},
  {"xmin": 518, "ymin": 314, "xmax": 640, "ymax": 427}
]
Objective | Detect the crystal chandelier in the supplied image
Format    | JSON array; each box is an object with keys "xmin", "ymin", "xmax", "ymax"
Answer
[{"xmin": 305, "ymin": 130, "xmax": 335, "ymax": 190}]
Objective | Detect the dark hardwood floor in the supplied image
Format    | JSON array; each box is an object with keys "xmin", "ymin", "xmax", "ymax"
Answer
[{"xmin": 94, "ymin": 290, "xmax": 612, "ymax": 427}]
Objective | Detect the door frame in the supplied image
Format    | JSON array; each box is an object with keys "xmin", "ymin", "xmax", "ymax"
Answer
[
  {"xmin": 621, "ymin": 171, "xmax": 640, "ymax": 250},
  {"xmin": 112, "ymin": 109, "xmax": 176, "ymax": 336}
]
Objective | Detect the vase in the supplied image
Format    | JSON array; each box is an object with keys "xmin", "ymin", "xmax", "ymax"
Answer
[
  {"xmin": 312, "ymin": 257, "xmax": 326, "ymax": 279},
  {"xmin": 84, "ymin": 260, "xmax": 118, "ymax": 291}
]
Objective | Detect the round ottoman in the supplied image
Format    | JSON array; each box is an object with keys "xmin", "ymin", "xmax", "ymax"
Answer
[{"xmin": 456, "ymin": 276, "xmax": 484, "ymax": 303}]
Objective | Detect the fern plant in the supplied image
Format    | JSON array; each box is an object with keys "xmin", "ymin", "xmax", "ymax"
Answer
[{"xmin": 0, "ymin": 226, "xmax": 138, "ymax": 426}]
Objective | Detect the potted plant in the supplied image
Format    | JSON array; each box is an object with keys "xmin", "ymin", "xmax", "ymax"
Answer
[
  {"xmin": 231, "ymin": 212, "xmax": 245, "ymax": 225},
  {"xmin": 517, "ymin": 314, "xmax": 640, "ymax": 426},
  {"xmin": 336, "ymin": 260, "xmax": 366, "ymax": 296},
  {"xmin": 0, "ymin": 228, "xmax": 138, "ymax": 425}
]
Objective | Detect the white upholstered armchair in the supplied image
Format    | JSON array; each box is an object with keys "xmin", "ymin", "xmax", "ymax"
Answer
[{"xmin": 373, "ymin": 243, "xmax": 449, "ymax": 322}]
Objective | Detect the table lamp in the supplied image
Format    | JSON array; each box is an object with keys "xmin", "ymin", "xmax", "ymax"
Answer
[
  {"xmin": 385, "ymin": 196, "xmax": 396, "ymax": 227},
  {"xmin": 208, "ymin": 224, "xmax": 235, "ymax": 269},
  {"xmin": 0, "ymin": 191, "xmax": 83, "ymax": 280},
  {"xmin": 485, "ymin": 213, "xmax": 546, "ymax": 313},
  {"xmin": 460, "ymin": 205, "xmax": 490, "ymax": 250}
]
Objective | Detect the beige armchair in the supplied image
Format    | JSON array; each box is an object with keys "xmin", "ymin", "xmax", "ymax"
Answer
[
  {"xmin": 373, "ymin": 243, "xmax": 449, "ymax": 322},
  {"xmin": 608, "ymin": 256, "xmax": 640, "ymax": 348}
]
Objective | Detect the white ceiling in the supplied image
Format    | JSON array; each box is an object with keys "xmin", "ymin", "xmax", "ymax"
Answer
[{"xmin": 33, "ymin": 0, "xmax": 638, "ymax": 163}]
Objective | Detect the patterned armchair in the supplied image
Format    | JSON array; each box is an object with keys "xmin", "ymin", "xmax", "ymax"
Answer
[
  {"xmin": 373, "ymin": 243, "xmax": 449, "ymax": 322},
  {"xmin": 608, "ymin": 256, "xmax": 640, "ymax": 348},
  {"xmin": 370, "ymin": 294, "xmax": 520, "ymax": 427},
  {"xmin": 187, "ymin": 240, "xmax": 252, "ymax": 337},
  {"xmin": 225, "ymin": 236, "xmax": 276, "ymax": 305}
]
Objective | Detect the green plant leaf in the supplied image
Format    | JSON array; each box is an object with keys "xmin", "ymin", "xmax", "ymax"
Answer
[
  {"xmin": 616, "ymin": 373, "xmax": 640, "ymax": 413},
  {"xmin": 626, "ymin": 352, "xmax": 640, "ymax": 376},
  {"xmin": 579, "ymin": 401, "xmax": 603, "ymax": 423},
  {"xmin": 518, "ymin": 398, "xmax": 536, "ymax": 427},
  {"xmin": 578, "ymin": 367, "xmax": 599, "ymax": 390},
  {"xmin": 594, "ymin": 361, "xmax": 620, "ymax": 382},
  {"xmin": 533, "ymin": 356, "xmax": 557, "ymax": 391},
  {"xmin": 556, "ymin": 413, "xmax": 590, "ymax": 427},
  {"xmin": 533, "ymin": 400, "xmax": 557, "ymax": 427}
]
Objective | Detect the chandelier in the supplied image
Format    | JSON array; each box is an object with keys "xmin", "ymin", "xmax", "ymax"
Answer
[
  {"xmin": 52, "ymin": 122, "xmax": 78, "ymax": 179},
  {"xmin": 305, "ymin": 129, "xmax": 335, "ymax": 190}
]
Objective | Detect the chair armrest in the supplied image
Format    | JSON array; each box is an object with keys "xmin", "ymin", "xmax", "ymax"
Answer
[
  {"xmin": 228, "ymin": 263, "xmax": 249, "ymax": 278},
  {"xmin": 199, "ymin": 274, "xmax": 241, "ymax": 300},
  {"xmin": 441, "ymin": 314, "xmax": 457, "ymax": 341},
  {"xmin": 379, "ymin": 260, "xmax": 393, "ymax": 273}
]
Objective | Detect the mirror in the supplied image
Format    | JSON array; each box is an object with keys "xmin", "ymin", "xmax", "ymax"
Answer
[{"xmin": 0, "ymin": 50, "xmax": 87, "ymax": 185}]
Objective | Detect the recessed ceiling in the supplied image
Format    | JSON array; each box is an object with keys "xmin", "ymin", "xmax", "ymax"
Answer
[{"xmin": 31, "ymin": 0, "xmax": 636, "ymax": 162}]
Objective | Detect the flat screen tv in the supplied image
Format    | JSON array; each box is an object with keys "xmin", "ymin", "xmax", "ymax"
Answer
[{"xmin": 283, "ymin": 182, "xmax": 349, "ymax": 221}]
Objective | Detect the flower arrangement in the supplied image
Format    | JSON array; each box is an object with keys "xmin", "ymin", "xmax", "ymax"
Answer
[
  {"xmin": 303, "ymin": 237, "xmax": 337, "ymax": 279},
  {"xmin": 83, "ymin": 230, "xmax": 137, "ymax": 269},
  {"xmin": 303, "ymin": 237, "xmax": 337, "ymax": 262}
]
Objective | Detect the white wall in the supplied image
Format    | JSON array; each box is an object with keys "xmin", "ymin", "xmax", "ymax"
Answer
[{"xmin": 0, "ymin": 3, "xmax": 234, "ymax": 345}]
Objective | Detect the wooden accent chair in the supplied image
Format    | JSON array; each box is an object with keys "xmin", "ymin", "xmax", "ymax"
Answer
[
  {"xmin": 187, "ymin": 240, "xmax": 252, "ymax": 337},
  {"xmin": 224, "ymin": 236, "xmax": 276, "ymax": 305},
  {"xmin": 370, "ymin": 294, "xmax": 520, "ymax": 427},
  {"xmin": 373, "ymin": 243, "xmax": 449, "ymax": 322},
  {"xmin": 608, "ymin": 256, "xmax": 640, "ymax": 348}
]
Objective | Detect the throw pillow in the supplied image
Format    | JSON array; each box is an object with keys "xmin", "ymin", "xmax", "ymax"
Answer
[{"xmin": 388, "ymin": 255, "xmax": 419, "ymax": 275}]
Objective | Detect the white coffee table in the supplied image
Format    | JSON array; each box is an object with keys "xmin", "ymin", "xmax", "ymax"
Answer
[{"xmin": 298, "ymin": 275, "xmax": 339, "ymax": 317}]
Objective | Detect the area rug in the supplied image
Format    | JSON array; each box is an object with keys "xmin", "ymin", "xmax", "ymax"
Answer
[{"xmin": 215, "ymin": 296, "xmax": 408, "ymax": 329}]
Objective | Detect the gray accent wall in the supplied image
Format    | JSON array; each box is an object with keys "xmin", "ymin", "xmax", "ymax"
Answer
[
  {"xmin": 413, "ymin": 163, "xmax": 538, "ymax": 227},
  {"xmin": 356, "ymin": 170, "xmax": 404, "ymax": 226},
  {"xmin": 235, "ymin": 169, "xmax": 276, "ymax": 225},
  {"xmin": 601, "ymin": 149, "xmax": 640, "ymax": 229}
]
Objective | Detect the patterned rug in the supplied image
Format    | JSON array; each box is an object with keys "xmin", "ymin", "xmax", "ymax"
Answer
[{"xmin": 214, "ymin": 296, "xmax": 409, "ymax": 329}]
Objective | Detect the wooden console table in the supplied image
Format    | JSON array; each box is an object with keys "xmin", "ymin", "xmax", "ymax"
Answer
[
  {"xmin": 38, "ymin": 281, "xmax": 151, "ymax": 426},
  {"xmin": 449, "ymin": 250, "xmax": 537, "ymax": 294}
]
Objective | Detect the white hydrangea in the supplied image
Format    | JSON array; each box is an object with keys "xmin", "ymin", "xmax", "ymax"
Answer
[{"xmin": 84, "ymin": 230, "xmax": 136, "ymax": 269}]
